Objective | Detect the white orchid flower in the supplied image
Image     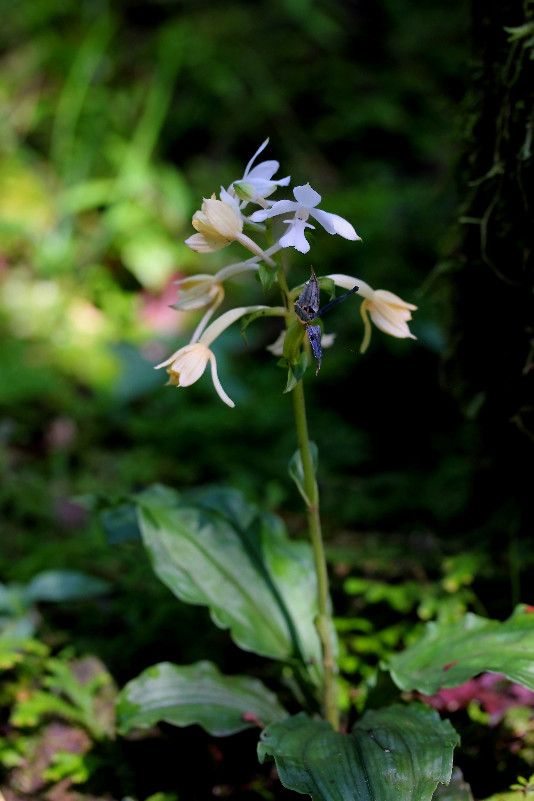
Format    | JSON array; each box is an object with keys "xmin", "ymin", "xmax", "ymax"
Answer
[
  {"xmin": 229, "ymin": 139, "xmax": 290, "ymax": 207},
  {"xmin": 155, "ymin": 305, "xmax": 268, "ymax": 407},
  {"xmin": 327, "ymin": 274, "xmax": 417, "ymax": 353},
  {"xmin": 250, "ymin": 184, "xmax": 360, "ymax": 254},
  {"xmin": 185, "ymin": 195, "xmax": 276, "ymax": 265},
  {"xmin": 174, "ymin": 274, "xmax": 225, "ymax": 312}
]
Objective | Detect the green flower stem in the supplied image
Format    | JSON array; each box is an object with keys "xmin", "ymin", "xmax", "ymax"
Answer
[
  {"xmin": 291, "ymin": 376, "xmax": 339, "ymax": 731},
  {"xmin": 277, "ymin": 255, "xmax": 339, "ymax": 728}
]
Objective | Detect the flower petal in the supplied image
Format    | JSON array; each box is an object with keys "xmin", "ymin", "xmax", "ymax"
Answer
[
  {"xmin": 202, "ymin": 197, "xmax": 243, "ymax": 238},
  {"xmin": 249, "ymin": 199, "xmax": 298, "ymax": 221},
  {"xmin": 372, "ymin": 289, "xmax": 418, "ymax": 311},
  {"xmin": 168, "ymin": 343, "xmax": 211, "ymax": 385},
  {"xmin": 174, "ymin": 275, "xmax": 221, "ymax": 311},
  {"xmin": 207, "ymin": 351, "xmax": 235, "ymax": 407},
  {"xmin": 185, "ymin": 232, "xmax": 231, "ymax": 253},
  {"xmin": 266, "ymin": 329, "xmax": 286, "ymax": 355},
  {"xmin": 292, "ymin": 183, "xmax": 321, "ymax": 208},
  {"xmin": 368, "ymin": 303, "xmax": 416, "ymax": 339},
  {"xmin": 242, "ymin": 139, "xmax": 270, "ymax": 178},
  {"xmin": 328, "ymin": 273, "xmax": 373, "ymax": 298},
  {"xmin": 247, "ymin": 160, "xmax": 281, "ymax": 180},
  {"xmin": 219, "ymin": 186, "xmax": 242, "ymax": 213},
  {"xmin": 360, "ymin": 300, "xmax": 373, "ymax": 354},
  {"xmin": 199, "ymin": 304, "xmax": 270, "ymax": 346},
  {"xmin": 363, "ymin": 290, "xmax": 417, "ymax": 340},
  {"xmin": 311, "ymin": 210, "xmax": 360, "ymax": 241}
]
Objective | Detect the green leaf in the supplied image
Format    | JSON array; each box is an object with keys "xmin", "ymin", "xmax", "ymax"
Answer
[
  {"xmin": 258, "ymin": 705, "xmax": 459, "ymax": 801},
  {"xmin": 117, "ymin": 660, "xmax": 288, "ymax": 736},
  {"xmin": 135, "ymin": 485, "xmax": 324, "ymax": 686},
  {"xmin": 240, "ymin": 306, "xmax": 286, "ymax": 337},
  {"xmin": 433, "ymin": 767, "xmax": 474, "ymax": 801},
  {"xmin": 387, "ymin": 605, "xmax": 534, "ymax": 695},
  {"xmin": 42, "ymin": 751, "xmax": 90, "ymax": 784},
  {"xmin": 289, "ymin": 443, "xmax": 318, "ymax": 504},
  {"xmin": 284, "ymin": 352, "xmax": 308, "ymax": 393},
  {"xmin": 24, "ymin": 571, "xmax": 110, "ymax": 603},
  {"xmin": 258, "ymin": 262, "xmax": 279, "ymax": 292},
  {"xmin": 283, "ymin": 319, "xmax": 306, "ymax": 365},
  {"xmin": 317, "ymin": 276, "xmax": 336, "ymax": 298}
]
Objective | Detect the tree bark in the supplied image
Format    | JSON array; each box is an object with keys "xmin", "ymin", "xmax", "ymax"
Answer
[{"xmin": 442, "ymin": 1, "xmax": 534, "ymax": 543}]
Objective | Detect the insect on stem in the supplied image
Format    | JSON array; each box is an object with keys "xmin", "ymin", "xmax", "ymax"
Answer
[{"xmin": 294, "ymin": 268, "xmax": 359, "ymax": 374}]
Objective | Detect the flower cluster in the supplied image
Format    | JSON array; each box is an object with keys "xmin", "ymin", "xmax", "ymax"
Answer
[{"xmin": 156, "ymin": 140, "xmax": 417, "ymax": 405}]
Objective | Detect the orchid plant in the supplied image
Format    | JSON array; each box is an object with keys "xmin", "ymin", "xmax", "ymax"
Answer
[
  {"xmin": 115, "ymin": 142, "xmax": 534, "ymax": 800},
  {"xmin": 157, "ymin": 140, "xmax": 416, "ymax": 407}
]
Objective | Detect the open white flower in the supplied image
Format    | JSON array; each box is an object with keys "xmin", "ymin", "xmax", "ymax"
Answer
[
  {"xmin": 327, "ymin": 274, "xmax": 417, "ymax": 353},
  {"xmin": 229, "ymin": 139, "xmax": 290, "ymax": 207},
  {"xmin": 250, "ymin": 184, "xmax": 360, "ymax": 254},
  {"xmin": 155, "ymin": 305, "xmax": 268, "ymax": 407}
]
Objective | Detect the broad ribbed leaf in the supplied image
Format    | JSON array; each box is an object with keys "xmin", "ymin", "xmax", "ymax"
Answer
[
  {"xmin": 258, "ymin": 705, "xmax": 459, "ymax": 801},
  {"xmin": 388, "ymin": 605, "xmax": 534, "ymax": 695},
  {"xmin": 433, "ymin": 768, "xmax": 474, "ymax": 800},
  {"xmin": 117, "ymin": 660, "xmax": 287, "ymax": 736},
  {"xmin": 135, "ymin": 485, "xmax": 324, "ymax": 686}
]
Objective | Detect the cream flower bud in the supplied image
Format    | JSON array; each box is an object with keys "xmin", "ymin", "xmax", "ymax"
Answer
[
  {"xmin": 185, "ymin": 195, "xmax": 244, "ymax": 254},
  {"xmin": 185, "ymin": 194, "xmax": 276, "ymax": 265},
  {"xmin": 327, "ymin": 274, "xmax": 417, "ymax": 353},
  {"xmin": 174, "ymin": 274, "xmax": 224, "ymax": 311}
]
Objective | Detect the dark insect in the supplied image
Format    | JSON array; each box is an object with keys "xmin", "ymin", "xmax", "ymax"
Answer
[{"xmin": 294, "ymin": 267, "xmax": 359, "ymax": 374}]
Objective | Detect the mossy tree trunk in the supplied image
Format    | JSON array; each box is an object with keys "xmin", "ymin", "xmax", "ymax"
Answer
[{"xmin": 441, "ymin": 1, "xmax": 533, "ymax": 564}]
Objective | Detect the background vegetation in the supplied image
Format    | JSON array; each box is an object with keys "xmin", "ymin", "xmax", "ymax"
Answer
[{"xmin": 1, "ymin": 0, "xmax": 532, "ymax": 798}]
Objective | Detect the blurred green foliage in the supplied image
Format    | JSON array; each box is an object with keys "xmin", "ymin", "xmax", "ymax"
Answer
[
  {"xmin": 0, "ymin": 0, "xmax": 479, "ymax": 570},
  {"xmin": 1, "ymin": 0, "xmax": 532, "ymax": 797}
]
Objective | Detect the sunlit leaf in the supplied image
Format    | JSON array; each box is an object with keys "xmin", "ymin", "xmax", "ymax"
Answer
[
  {"xmin": 258, "ymin": 705, "xmax": 459, "ymax": 800},
  {"xmin": 117, "ymin": 660, "xmax": 288, "ymax": 736},
  {"xmin": 135, "ymin": 485, "xmax": 324, "ymax": 686},
  {"xmin": 388, "ymin": 605, "xmax": 534, "ymax": 695}
]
